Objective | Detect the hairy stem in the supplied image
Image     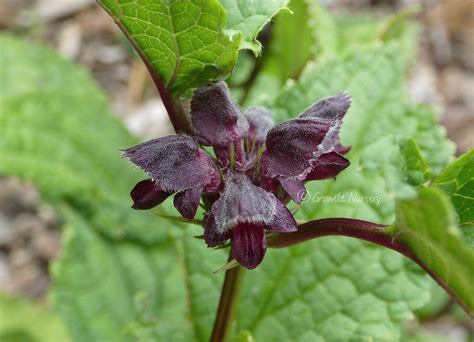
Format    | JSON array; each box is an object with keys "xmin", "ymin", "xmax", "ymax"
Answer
[
  {"xmin": 211, "ymin": 252, "xmax": 244, "ymax": 342},
  {"xmin": 96, "ymin": 1, "xmax": 192, "ymax": 134},
  {"xmin": 267, "ymin": 218, "xmax": 471, "ymax": 316}
]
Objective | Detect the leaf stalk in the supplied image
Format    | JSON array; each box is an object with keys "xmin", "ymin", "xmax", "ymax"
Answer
[{"xmin": 267, "ymin": 218, "xmax": 472, "ymax": 316}]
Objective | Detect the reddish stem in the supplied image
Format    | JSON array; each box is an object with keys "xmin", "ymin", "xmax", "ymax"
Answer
[
  {"xmin": 97, "ymin": 1, "xmax": 192, "ymax": 134},
  {"xmin": 267, "ymin": 218, "xmax": 471, "ymax": 316}
]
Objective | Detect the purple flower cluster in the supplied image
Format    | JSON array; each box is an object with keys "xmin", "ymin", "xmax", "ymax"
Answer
[{"xmin": 122, "ymin": 82, "xmax": 351, "ymax": 269}]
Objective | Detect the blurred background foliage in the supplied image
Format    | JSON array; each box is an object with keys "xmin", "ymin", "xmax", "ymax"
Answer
[{"xmin": 0, "ymin": 0, "xmax": 472, "ymax": 341}]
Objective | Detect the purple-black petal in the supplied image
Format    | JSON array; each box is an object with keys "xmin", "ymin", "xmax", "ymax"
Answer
[
  {"xmin": 263, "ymin": 94, "xmax": 352, "ymax": 181},
  {"xmin": 300, "ymin": 93, "xmax": 351, "ymax": 120},
  {"xmin": 263, "ymin": 118, "xmax": 335, "ymax": 179},
  {"xmin": 204, "ymin": 213, "xmax": 231, "ymax": 247},
  {"xmin": 266, "ymin": 199, "xmax": 298, "ymax": 232},
  {"xmin": 210, "ymin": 172, "xmax": 277, "ymax": 233},
  {"xmin": 130, "ymin": 179, "xmax": 173, "ymax": 210},
  {"xmin": 174, "ymin": 187, "xmax": 203, "ymax": 219},
  {"xmin": 190, "ymin": 82, "xmax": 249, "ymax": 147},
  {"xmin": 306, "ymin": 152, "xmax": 350, "ymax": 181},
  {"xmin": 243, "ymin": 106, "xmax": 274, "ymax": 144},
  {"xmin": 231, "ymin": 223, "xmax": 266, "ymax": 269},
  {"xmin": 122, "ymin": 135, "xmax": 219, "ymax": 192},
  {"xmin": 279, "ymin": 178, "xmax": 306, "ymax": 204}
]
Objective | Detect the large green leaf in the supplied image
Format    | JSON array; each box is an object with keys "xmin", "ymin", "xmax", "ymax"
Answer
[
  {"xmin": 0, "ymin": 34, "xmax": 170, "ymax": 244},
  {"xmin": 0, "ymin": 9, "xmax": 457, "ymax": 342},
  {"xmin": 393, "ymin": 187, "xmax": 474, "ymax": 315},
  {"xmin": 434, "ymin": 149, "xmax": 474, "ymax": 245},
  {"xmin": 0, "ymin": 34, "xmax": 225, "ymax": 341},
  {"xmin": 98, "ymin": 0, "xmax": 240, "ymax": 97},
  {"xmin": 220, "ymin": 0, "xmax": 289, "ymax": 54},
  {"xmin": 233, "ymin": 43, "xmax": 453, "ymax": 340},
  {"xmin": 51, "ymin": 208, "xmax": 227, "ymax": 342},
  {"xmin": 97, "ymin": 0, "xmax": 289, "ymax": 96},
  {"xmin": 241, "ymin": 2, "xmax": 419, "ymax": 108}
]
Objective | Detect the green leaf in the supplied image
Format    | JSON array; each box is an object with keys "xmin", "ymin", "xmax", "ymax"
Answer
[
  {"xmin": 311, "ymin": 2, "xmax": 338, "ymax": 57},
  {"xmin": 240, "ymin": 4, "xmax": 419, "ymax": 109},
  {"xmin": 393, "ymin": 187, "xmax": 474, "ymax": 315},
  {"xmin": 0, "ymin": 14, "xmax": 459, "ymax": 342},
  {"xmin": 98, "ymin": 0, "xmax": 241, "ymax": 96},
  {"xmin": 238, "ymin": 239, "xmax": 429, "ymax": 341},
  {"xmin": 434, "ymin": 149, "xmax": 474, "ymax": 245},
  {"xmin": 238, "ymin": 0, "xmax": 317, "ymax": 107},
  {"xmin": 51, "ymin": 207, "xmax": 226, "ymax": 342},
  {"xmin": 0, "ymin": 34, "xmax": 170, "ymax": 244},
  {"xmin": 0, "ymin": 293, "xmax": 70, "ymax": 342},
  {"xmin": 0, "ymin": 35, "xmax": 227, "ymax": 341},
  {"xmin": 315, "ymin": 7, "xmax": 419, "ymax": 59},
  {"xmin": 360, "ymin": 136, "xmax": 431, "ymax": 199},
  {"xmin": 259, "ymin": 0, "xmax": 314, "ymax": 81},
  {"xmin": 242, "ymin": 43, "xmax": 453, "ymax": 340},
  {"xmin": 220, "ymin": 0, "xmax": 289, "ymax": 54}
]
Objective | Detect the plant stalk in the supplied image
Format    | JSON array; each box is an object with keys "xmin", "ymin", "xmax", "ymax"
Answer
[
  {"xmin": 267, "ymin": 218, "xmax": 404, "ymax": 252},
  {"xmin": 211, "ymin": 252, "xmax": 245, "ymax": 342},
  {"xmin": 96, "ymin": 1, "xmax": 192, "ymax": 134},
  {"xmin": 267, "ymin": 218, "xmax": 472, "ymax": 316}
]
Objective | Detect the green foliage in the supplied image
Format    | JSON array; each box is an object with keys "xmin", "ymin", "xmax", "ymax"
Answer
[
  {"xmin": 434, "ymin": 149, "xmax": 474, "ymax": 245},
  {"xmin": 0, "ymin": 1, "xmax": 470, "ymax": 341},
  {"xmin": 220, "ymin": 0, "xmax": 289, "ymax": 54},
  {"xmin": 239, "ymin": 239, "xmax": 429, "ymax": 341},
  {"xmin": 0, "ymin": 293, "xmax": 70, "ymax": 342},
  {"xmin": 259, "ymin": 0, "xmax": 315, "ymax": 81},
  {"xmin": 98, "ymin": 0, "xmax": 240, "ymax": 97},
  {"xmin": 242, "ymin": 41, "xmax": 452, "ymax": 341},
  {"xmin": 0, "ymin": 34, "xmax": 226, "ymax": 342},
  {"xmin": 51, "ymin": 208, "xmax": 226, "ymax": 342},
  {"xmin": 393, "ymin": 187, "xmax": 474, "ymax": 315},
  {"xmin": 98, "ymin": 0, "xmax": 288, "ymax": 97},
  {"xmin": 239, "ymin": 0, "xmax": 317, "ymax": 106},
  {"xmin": 360, "ymin": 137, "xmax": 431, "ymax": 199},
  {"xmin": 239, "ymin": 3, "xmax": 419, "ymax": 108},
  {"xmin": 0, "ymin": 35, "xmax": 175, "ymax": 244}
]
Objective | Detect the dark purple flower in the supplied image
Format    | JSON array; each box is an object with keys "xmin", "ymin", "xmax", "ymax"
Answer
[
  {"xmin": 261, "ymin": 93, "xmax": 351, "ymax": 203},
  {"xmin": 243, "ymin": 106, "xmax": 274, "ymax": 145},
  {"xmin": 191, "ymin": 82, "xmax": 248, "ymax": 147},
  {"xmin": 122, "ymin": 83, "xmax": 352, "ymax": 269},
  {"xmin": 122, "ymin": 135, "xmax": 220, "ymax": 216},
  {"xmin": 204, "ymin": 172, "xmax": 296, "ymax": 269}
]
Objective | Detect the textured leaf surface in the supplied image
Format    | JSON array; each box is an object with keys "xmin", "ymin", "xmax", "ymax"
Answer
[
  {"xmin": 98, "ymin": 0, "xmax": 240, "ymax": 96},
  {"xmin": 232, "ymin": 42, "xmax": 454, "ymax": 340},
  {"xmin": 52, "ymin": 208, "xmax": 226, "ymax": 342},
  {"xmin": 434, "ymin": 149, "xmax": 474, "ymax": 245},
  {"xmin": 314, "ymin": 8, "xmax": 418, "ymax": 59},
  {"xmin": 0, "ymin": 34, "xmax": 167, "ymax": 243},
  {"xmin": 240, "ymin": 3, "xmax": 418, "ymax": 108},
  {"xmin": 0, "ymin": 293, "xmax": 70, "ymax": 342},
  {"xmin": 0, "ymin": 35, "xmax": 226, "ymax": 341},
  {"xmin": 0, "ymin": 8, "xmax": 458, "ymax": 342},
  {"xmin": 221, "ymin": 0, "xmax": 289, "ymax": 54},
  {"xmin": 360, "ymin": 137, "xmax": 431, "ymax": 199},
  {"xmin": 393, "ymin": 187, "xmax": 474, "ymax": 315}
]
